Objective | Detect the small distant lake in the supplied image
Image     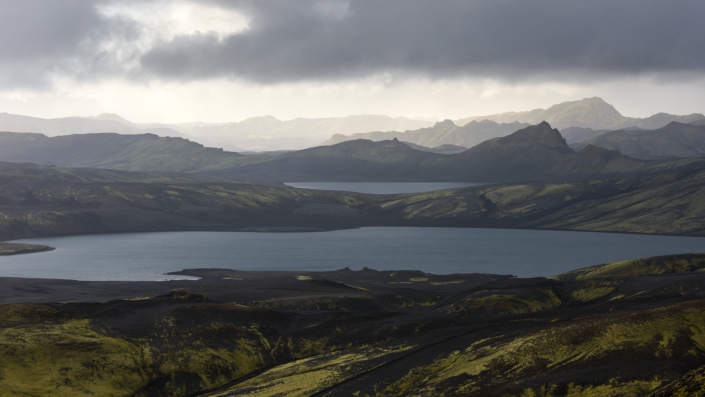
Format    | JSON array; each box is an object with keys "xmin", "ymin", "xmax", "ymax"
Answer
[
  {"xmin": 284, "ymin": 182, "xmax": 487, "ymax": 194},
  {"xmin": 2, "ymin": 227, "xmax": 704, "ymax": 281}
]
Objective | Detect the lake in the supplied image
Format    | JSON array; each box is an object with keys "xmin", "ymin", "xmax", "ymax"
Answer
[
  {"xmin": 284, "ymin": 182, "xmax": 487, "ymax": 194},
  {"xmin": 2, "ymin": 227, "xmax": 704, "ymax": 281}
]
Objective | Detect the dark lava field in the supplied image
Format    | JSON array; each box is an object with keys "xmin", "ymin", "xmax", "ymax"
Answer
[{"xmin": 2, "ymin": 254, "xmax": 705, "ymax": 396}]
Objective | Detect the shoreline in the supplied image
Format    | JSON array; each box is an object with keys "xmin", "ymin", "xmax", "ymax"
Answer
[
  {"xmin": 5, "ymin": 222, "xmax": 705, "ymax": 247},
  {"xmin": 0, "ymin": 242, "xmax": 55, "ymax": 256}
]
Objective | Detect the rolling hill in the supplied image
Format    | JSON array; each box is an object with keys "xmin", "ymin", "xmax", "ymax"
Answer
[
  {"xmin": 572, "ymin": 122, "xmax": 705, "ymax": 159},
  {"xmin": 0, "ymin": 131, "xmax": 247, "ymax": 173},
  {"xmin": 0, "ymin": 152, "xmax": 703, "ymax": 241},
  {"xmin": 207, "ymin": 138, "xmax": 448, "ymax": 182}
]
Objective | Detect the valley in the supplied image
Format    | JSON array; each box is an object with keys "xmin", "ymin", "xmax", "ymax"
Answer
[
  {"xmin": 1, "ymin": 115, "xmax": 705, "ymax": 396},
  {"xmin": 1, "ymin": 102, "xmax": 705, "ymax": 397},
  {"xmin": 4, "ymin": 2, "xmax": 705, "ymax": 395}
]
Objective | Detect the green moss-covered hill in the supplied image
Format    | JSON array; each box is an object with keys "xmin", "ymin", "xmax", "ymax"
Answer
[
  {"xmin": 3, "ymin": 253, "xmax": 705, "ymax": 395},
  {"xmin": 0, "ymin": 131, "xmax": 247, "ymax": 173},
  {"xmin": 3, "ymin": 155, "xmax": 705, "ymax": 240},
  {"xmin": 0, "ymin": 241, "xmax": 52, "ymax": 255}
]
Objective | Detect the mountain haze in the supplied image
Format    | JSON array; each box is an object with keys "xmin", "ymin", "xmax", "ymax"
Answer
[
  {"xmin": 322, "ymin": 119, "xmax": 530, "ymax": 148},
  {"xmin": 0, "ymin": 112, "xmax": 432, "ymax": 153},
  {"xmin": 455, "ymin": 97, "xmax": 704, "ymax": 130},
  {"xmin": 572, "ymin": 122, "xmax": 705, "ymax": 159},
  {"xmin": 0, "ymin": 112, "xmax": 188, "ymax": 138},
  {"xmin": 0, "ymin": 112, "xmax": 243, "ymax": 152},
  {"xmin": 184, "ymin": 115, "xmax": 434, "ymax": 152},
  {"xmin": 401, "ymin": 142, "xmax": 468, "ymax": 154},
  {"xmin": 559, "ymin": 126, "xmax": 610, "ymax": 144},
  {"xmin": 215, "ymin": 123, "xmax": 646, "ymax": 182},
  {"xmin": 0, "ymin": 122, "xmax": 659, "ymax": 183}
]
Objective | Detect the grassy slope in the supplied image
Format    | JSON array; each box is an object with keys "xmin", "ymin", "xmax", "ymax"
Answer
[
  {"xmin": 375, "ymin": 157, "xmax": 705, "ymax": 236},
  {"xmin": 650, "ymin": 364, "xmax": 705, "ymax": 396},
  {"xmin": 208, "ymin": 138, "xmax": 447, "ymax": 182},
  {"xmin": 2, "ymin": 254, "xmax": 705, "ymax": 395},
  {"xmin": 0, "ymin": 131, "xmax": 252, "ymax": 173},
  {"xmin": 0, "ymin": 162, "xmax": 377, "ymax": 240},
  {"xmin": 0, "ymin": 241, "xmax": 52, "ymax": 255},
  {"xmin": 3, "ymin": 157, "xmax": 705, "ymax": 239}
]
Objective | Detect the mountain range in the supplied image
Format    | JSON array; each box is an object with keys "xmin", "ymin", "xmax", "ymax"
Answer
[
  {"xmin": 0, "ymin": 123, "xmax": 646, "ymax": 183},
  {"xmin": 322, "ymin": 97, "xmax": 705, "ymax": 148},
  {"xmin": 209, "ymin": 123, "xmax": 645, "ymax": 182},
  {"xmin": 322, "ymin": 119, "xmax": 530, "ymax": 148},
  {"xmin": 0, "ymin": 112, "xmax": 433, "ymax": 152},
  {"xmin": 572, "ymin": 121, "xmax": 705, "ymax": 159},
  {"xmin": 454, "ymin": 97, "xmax": 704, "ymax": 130},
  {"xmin": 183, "ymin": 115, "xmax": 434, "ymax": 151},
  {"xmin": 3, "ymin": 97, "xmax": 703, "ymax": 154},
  {"xmin": 0, "ymin": 112, "xmax": 243, "ymax": 152}
]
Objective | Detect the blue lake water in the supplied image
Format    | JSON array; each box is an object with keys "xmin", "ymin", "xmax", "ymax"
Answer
[
  {"xmin": 284, "ymin": 182, "xmax": 486, "ymax": 194},
  {"xmin": 2, "ymin": 227, "xmax": 704, "ymax": 281}
]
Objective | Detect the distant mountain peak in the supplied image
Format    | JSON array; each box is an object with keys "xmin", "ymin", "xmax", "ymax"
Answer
[
  {"xmin": 433, "ymin": 119, "xmax": 456, "ymax": 128},
  {"xmin": 239, "ymin": 115, "xmax": 282, "ymax": 124},
  {"xmin": 91, "ymin": 113, "xmax": 132, "ymax": 124},
  {"xmin": 496, "ymin": 122, "xmax": 572, "ymax": 153}
]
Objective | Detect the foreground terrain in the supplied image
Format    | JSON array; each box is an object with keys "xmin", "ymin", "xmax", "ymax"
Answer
[{"xmin": 1, "ymin": 253, "xmax": 705, "ymax": 395}]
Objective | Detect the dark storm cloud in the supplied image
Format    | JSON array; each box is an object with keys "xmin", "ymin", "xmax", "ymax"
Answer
[
  {"xmin": 139, "ymin": 0, "xmax": 705, "ymax": 83},
  {"xmin": 2, "ymin": 0, "xmax": 705, "ymax": 89},
  {"xmin": 0, "ymin": 0, "xmax": 136, "ymax": 89}
]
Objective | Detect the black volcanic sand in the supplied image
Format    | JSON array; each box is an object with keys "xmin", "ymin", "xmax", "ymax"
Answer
[
  {"xmin": 0, "ymin": 267, "xmax": 508, "ymax": 304},
  {"xmin": 3, "ymin": 255, "xmax": 705, "ymax": 396}
]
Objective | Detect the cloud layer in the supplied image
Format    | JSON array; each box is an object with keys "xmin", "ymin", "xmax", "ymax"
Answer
[{"xmin": 2, "ymin": 0, "xmax": 705, "ymax": 89}]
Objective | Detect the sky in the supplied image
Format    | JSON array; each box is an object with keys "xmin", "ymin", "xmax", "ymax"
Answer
[{"xmin": 1, "ymin": 0, "xmax": 705, "ymax": 123}]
